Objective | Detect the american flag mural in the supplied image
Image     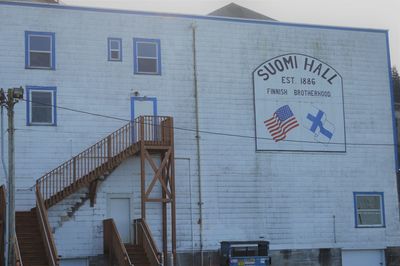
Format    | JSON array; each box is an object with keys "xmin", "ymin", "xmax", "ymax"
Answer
[{"xmin": 264, "ymin": 105, "xmax": 299, "ymax": 142}]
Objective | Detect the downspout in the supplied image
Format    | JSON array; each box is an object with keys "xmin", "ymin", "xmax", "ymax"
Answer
[
  {"xmin": 191, "ymin": 23, "xmax": 204, "ymax": 266},
  {"xmin": 1, "ymin": 106, "xmax": 9, "ymax": 266}
]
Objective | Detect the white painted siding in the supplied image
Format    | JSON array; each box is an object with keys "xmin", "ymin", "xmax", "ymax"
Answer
[{"xmin": 0, "ymin": 2, "xmax": 398, "ymax": 258}]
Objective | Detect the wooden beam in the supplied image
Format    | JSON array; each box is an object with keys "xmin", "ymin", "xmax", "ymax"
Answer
[
  {"xmin": 161, "ymin": 153, "xmax": 168, "ymax": 264},
  {"xmin": 144, "ymin": 149, "xmax": 171, "ymax": 198},
  {"xmin": 145, "ymin": 198, "xmax": 171, "ymax": 203},
  {"xmin": 144, "ymin": 150, "xmax": 172, "ymax": 198},
  {"xmin": 89, "ymin": 180, "xmax": 99, "ymax": 207}
]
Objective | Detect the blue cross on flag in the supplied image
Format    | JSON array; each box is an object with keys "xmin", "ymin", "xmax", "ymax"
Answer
[{"xmin": 306, "ymin": 107, "xmax": 335, "ymax": 143}]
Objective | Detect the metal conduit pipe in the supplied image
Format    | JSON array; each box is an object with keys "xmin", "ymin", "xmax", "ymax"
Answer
[{"xmin": 191, "ymin": 23, "xmax": 204, "ymax": 266}]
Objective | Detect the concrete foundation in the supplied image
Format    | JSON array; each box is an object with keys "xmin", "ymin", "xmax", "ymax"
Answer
[{"xmin": 173, "ymin": 248, "xmax": 342, "ymax": 266}]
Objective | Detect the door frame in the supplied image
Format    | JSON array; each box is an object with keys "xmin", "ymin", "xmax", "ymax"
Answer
[
  {"xmin": 130, "ymin": 96, "xmax": 158, "ymax": 121},
  {"xmin": 106, "ymin": 193, "xmax": 134, "ymax": 243}
]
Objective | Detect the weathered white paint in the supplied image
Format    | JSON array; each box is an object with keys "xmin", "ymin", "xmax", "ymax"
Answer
[{"xmin": 0, "ymin": 2, "xmax": 398, "ymax": 259}]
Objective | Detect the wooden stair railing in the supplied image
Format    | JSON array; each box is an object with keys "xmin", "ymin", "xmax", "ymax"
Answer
[
  {"xmin": 36, "ymin": 116, "xmax": 172, "ymax": 209},
  {"xmin": 134, "ymin": 219, "xmax": 163, "ymax": 266},
  {"xmin": 0, "ymin": 185, "xmax": 5, "ymax": 266},
  {"xmin": 36, "ymin": 187, "xmax": 60, "ymax": 266},
  {"xmin": 14, "ymin": 234, "xmax": 22, "ymax": 266},
  {"xmin": 103, "ymin": 219, "xmax": 132, "ymax": 266}
]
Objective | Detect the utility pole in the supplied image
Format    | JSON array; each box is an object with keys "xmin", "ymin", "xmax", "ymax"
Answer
[{"xmin": 0, "ymin": 87, "xmax": 24, "ymax": 266}]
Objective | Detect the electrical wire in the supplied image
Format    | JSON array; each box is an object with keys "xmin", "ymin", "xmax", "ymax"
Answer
[{"xmin": 19, "ymin": 98, "xmax": 397, "ymax": 147}]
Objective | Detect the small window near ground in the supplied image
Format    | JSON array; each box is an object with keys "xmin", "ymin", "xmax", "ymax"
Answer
[
  {"xmin": 134, "ymin": 38, "xmax": 161, "ymax": 75},
  {"xmin": 27, "ymin": 87, "xmax": 57, "ymax": 126},
  {"xmin": 108, "ymin": 38, "xmax": 122, "ymax": 61},
  {"xmin": 25, "ymin": 31, "xmax": 55, "ymax": 69},
  {"xmin": 354, "ymin": 192, "xmax": 385, "ymax": 227}
]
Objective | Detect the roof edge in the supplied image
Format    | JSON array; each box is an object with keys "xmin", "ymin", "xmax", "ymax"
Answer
[{"xmin": 0, "ymin": 1, "xmax": 388, "ymax": 33}]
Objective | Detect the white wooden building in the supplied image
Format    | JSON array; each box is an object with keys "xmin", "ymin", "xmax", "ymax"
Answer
[{"xmin": 0, "ymin": 1, "xmax": 398, "ymax": 265}]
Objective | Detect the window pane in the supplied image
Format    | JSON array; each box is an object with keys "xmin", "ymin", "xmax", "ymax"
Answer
[
  {"xmin": 30, "ymin": 35, "xmax": 51, "ymax": 51},
  {"xmin": 138, "ymin": 58, "xmax": 157, "ymax": 73},
  {"xmin": 357, "ymin": 211, "xmax": 382, "ymax": 225},
  {"xmin": 137, "ymin": 42, "xmax": 157, "ymax": 57},
  {"xmin": 30, "ymin": 52, "xmax": 51, "ymax": 68},
  {"xmin": 32, "ymin": 106, "xmax": 52, "ymax": 123},
  {"xmin": 111, "ymin": 51, "xmax": 120, "ymax": 60},
  {"xmin": 31, "ymin": 91, "xmax": 53, "ymax": 123},
  {"xmin": 110, "ymin": 40, "xmax": 120, "ymax": 50},
  {"xmin": 32, "ymin": 91, "xmax": 52, "ymax": 107},
  {"xmin": 357, "ymin": 196, "xmax": 380, "ymax": 209}
]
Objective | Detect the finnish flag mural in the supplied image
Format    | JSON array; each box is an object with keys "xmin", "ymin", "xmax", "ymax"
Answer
[{"xmin": 253, "ymin": 53, "xmax": 345, "ymax": 152}]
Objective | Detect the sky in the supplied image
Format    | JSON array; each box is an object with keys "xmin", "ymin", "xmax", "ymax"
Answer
[{"xmin": 61, "ymin": 0, "xmax": 400, "ymax": 68}]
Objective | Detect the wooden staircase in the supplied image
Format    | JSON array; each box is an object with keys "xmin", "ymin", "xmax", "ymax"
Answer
[
  {"xmin": 13, "ymin": 116, "xmax": 175, "ymax": 266},
  {"xmin": 125, "ymin": 244, "xmax": 151, "ymax": 266},
  {"xmin": 36, "ymin": 116, "xmax": 173, "ymax": 209},
  {"xmin": 15, "ymin": 211, "xmax": 48, "ymax": 266}
]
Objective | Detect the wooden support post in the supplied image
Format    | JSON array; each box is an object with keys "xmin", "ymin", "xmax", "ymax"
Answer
[
  {"xmin": 140, "ymin": 116, "xmax": 147, "ymax": 219},
  {"xmin": 170, "ymin": 119, "xmax": 177, "ymax": 266},
  {"xmin": 107, "ymin": 135, "xmax": 112, "ymax": 168},
  {"xmin": 161, "ymin": 152, "xmax": 168, "ymax": 264}
]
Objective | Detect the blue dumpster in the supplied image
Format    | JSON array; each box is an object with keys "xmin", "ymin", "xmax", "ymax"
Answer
[{"xmin": 220, "ymin": 241, "xmax": 271, "ymax": 266}]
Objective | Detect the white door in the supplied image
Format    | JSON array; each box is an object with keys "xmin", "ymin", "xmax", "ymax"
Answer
[
  {"xmin": 108, "ymin": 197, "xmax": 131, "ymax": 243},
  {"xmin": 342, "ymin": 250, "xmax": 385, "ymax": 266},
  {"xmin": 131, "ymin": 97, "xmax": 157, "ymax": 119}
]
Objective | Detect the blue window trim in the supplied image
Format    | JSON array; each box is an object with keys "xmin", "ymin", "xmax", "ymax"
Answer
[
  {"xmin": 108, "ymin": 37, "xmax": 122, "ymax": 62},
  {"xmin": 25, "ymin": 31, "xmax": 56, "ymax": 70},
  {"xmin": 133, "ymin": 38, "xmax": 161, "ymax": 75},
  {"xmin": 26, "ymin": 86, "xmax": 57, "ymax": 126},
  {"xmin": 353, "ymin": 192, "xmax": 385, "ymax": 228},
  {"xmin": 130, "ymin": 96, "xmax": 158, "ymax": 121}
]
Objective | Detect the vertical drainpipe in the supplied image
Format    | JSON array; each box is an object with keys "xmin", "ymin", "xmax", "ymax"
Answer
[
  {"xmin": 191, "ymin": 23, "xmax": 204, "ymax": 266},
  {"xmin": 1, "ymin": 106, "xmax": 9, "ymax": 266}
]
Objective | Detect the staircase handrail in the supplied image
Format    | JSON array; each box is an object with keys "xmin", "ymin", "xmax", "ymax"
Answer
[
  {"xmin": 103, "ymin": 219, "xmax": 132, "ymax": 266},
  {"xmin": 35, "ymin": 116, "xmax": 172, "ymax": 208},
  {"xmin": 0, "ymin": 185, "xmax": 5, "ymax": 266},
  {"xmin": 35, "ymin": 187, "xmax": 60, "ymax": 266},
  {"xmin": 14, "ymin": 234, "xmax": 22, "ymax": 266},
  {"xmin": 134, "ymin": 218, "xmax": 163, "ymax": 266}
]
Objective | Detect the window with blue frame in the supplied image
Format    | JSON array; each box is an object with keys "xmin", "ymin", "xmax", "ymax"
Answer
[
  {"xmin": 354, "ymin": 192, "xmax": 385, "ymax": 227},
  {"xmin": 108, "ymin": 38, "xmax": 122, "ymax": 61},
  {"xmin": 134, "ymin": 38, "xmax": 161, "ymax": 75},
  {"xmin": 26, "ymin": 87, "xmax": 57, "ymax": 126},
  {"xmin": 25, "ymin": 31, "xmax": 55, "ymax": 69}
]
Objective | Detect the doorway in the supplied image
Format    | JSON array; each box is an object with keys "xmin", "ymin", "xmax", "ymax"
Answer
[{"xmin": 107, "ymin": 195, "xmax": 132, "ymax": 243}]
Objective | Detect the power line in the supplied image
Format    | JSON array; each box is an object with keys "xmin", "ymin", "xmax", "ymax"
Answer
[{"xmin": 19, "ymin": 98, "xmax": 397, "ymax": 147}]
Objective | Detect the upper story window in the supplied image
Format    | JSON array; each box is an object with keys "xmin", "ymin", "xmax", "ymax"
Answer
[
  {"xmin": 26, "ymin": 86, "xmax": 57, "ymax": 126},
  {"xmin": 25, "ymin": 31, "xmax": 55, "ymax": 70},
  {"xmin": 354, "ymin": 192, "xmax": 385, "ymax": 228},
  {"xmin": 108, "ymin": 38, "xmax": 122, "ymax": 61},
  {"xmin": 134, "ymin": 38, "xmax": 161, "ymax": 75}
]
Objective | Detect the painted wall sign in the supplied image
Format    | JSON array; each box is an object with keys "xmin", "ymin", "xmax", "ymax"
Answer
[{"xmin": 253, "ymin": 53, "xmax": 345, "ymax": 152}]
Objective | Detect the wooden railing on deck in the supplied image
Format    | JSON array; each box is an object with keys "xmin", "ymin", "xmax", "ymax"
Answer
[
  {"xmin": 134, "ymin": 219, "xmax": 163, "ymax": 266},
  {"xmin": 0, "ymin": 185, "xmax": 5, "ymax": 266},
  {"xmin": 15, "ymin": 235, "xmax": 22, "ymax": 266},
  {"xmin": 103, "ymin": 219, "xmax": 132, "ymax": 266},
  {"xmin": 36, "ymin": 116, "xmax": 172, "ymax": 208},
  {"xmin": 35, "ymin": 187, "xmax": 59, "ymax": 266}
]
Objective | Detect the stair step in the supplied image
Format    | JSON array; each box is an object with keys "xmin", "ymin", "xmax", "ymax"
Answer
[
  {"xmin": 125, "ymin": 244, "xmax": 151, "ymax": 266},
  {"xmin": 16, "ymin": 211, "xmax": 50, "ymax": 266}
]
